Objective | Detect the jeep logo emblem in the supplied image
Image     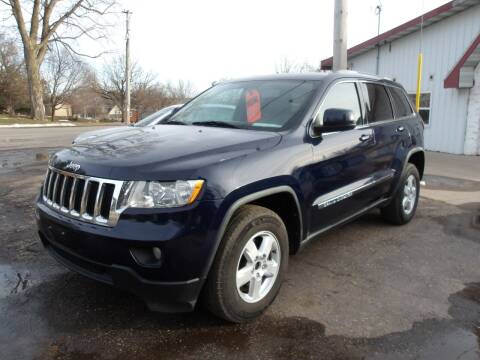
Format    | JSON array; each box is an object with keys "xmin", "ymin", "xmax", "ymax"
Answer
[{"xmin": 65, "ymin": 161, "xmax": 81, "ymax": 172}]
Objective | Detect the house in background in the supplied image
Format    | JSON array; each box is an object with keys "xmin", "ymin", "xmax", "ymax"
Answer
[
  {"xmin": 107, "ymin": 105, "xmax": 122, "ymax": 120},
  {"xmin": 46, "ymin": 103, "xmax": 72, "ymax": 118},
  {"xmin": 321, "ymin": 0, "xmax": 480, "ymax": 155},
  {"xmin": 106, "ymin": 105, "xmax": 139, "ymax": 122}
]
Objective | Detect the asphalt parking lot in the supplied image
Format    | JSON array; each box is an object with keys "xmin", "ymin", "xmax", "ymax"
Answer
[{"xmin": 1, "ymin": 127, "xmax": 480, "ymax": 360}]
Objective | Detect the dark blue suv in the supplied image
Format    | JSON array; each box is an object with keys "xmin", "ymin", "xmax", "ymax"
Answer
[{"xmin": 36, "ymin": 71, "xmax": 424, "ymax": 322}]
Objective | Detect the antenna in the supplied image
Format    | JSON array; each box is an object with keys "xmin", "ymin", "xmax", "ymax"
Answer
[
  {"xmin": 415, "ymin": 0, "xmax": 425, "ymax": 112},
  {"xmin": 122, "ymin": 10, "xmax": 132, "ymax": 124},
  {"xmin": 375, "ymin": 1, "xmax": 382, "ymax": 75},
  {"xmin": 375, "ymin": 1, "xmax": 382, "ymax": 36}
]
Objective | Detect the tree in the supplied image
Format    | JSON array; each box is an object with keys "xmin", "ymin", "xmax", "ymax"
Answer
[
  {"xmin": 2, "ymin": 0, "xmax": 116, "ymax": 121},
  {"xmin": 166, "ymin": 80, "xmax": 194, "ymax": 103},
  {"xmin": 43, "ymin": 46, "xmax": 85, "ymax": 121},
  {"xmin": 97, "ymin": 55, "xmax": 157, "ymax": 122},
  {"xmin": 69, "ymin": 68, "xmax": 105, "ymax": 119},
  {"xmin": 0, "ymin": 34, "xmax": 29, "ymax": 114},
  {"xmin": 275, "ymin": 57, "xmax": 317, "ymax": 74}
]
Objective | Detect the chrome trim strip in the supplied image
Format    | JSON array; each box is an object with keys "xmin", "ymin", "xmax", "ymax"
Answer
[
  {"xmin": 41, "ymin": 166, "xmax": 125, "ymax": 227},
  {"xmin": 312, "ymin": 170, "xmax": 395, "ymax": 209},
  {"xmin": 46, "ymin": 171, "xmax": 56, "ymax": 203},
  {"xmin": 69, "ymin": 178, "xmax": 77, "ymax": 210},
  {"xmin": 52, "ymin": 173, "xmax": 62, "ymax": 209},
  {"xmin": 302, "ymin": 197, "xmax": 390, "ymax": 248},
  {"xmin": 93, "ymin": 182, "xmax": 104, "ymax": 219},
  {"xmin": 59, "ymin": 175, "xmax": 68, "ymax": 209},
  {"xmin": 43, "ymin": 169, "xmax": 51, "ymax": 198},
  {"xmin": 79, "ymin": 179, "xmax": 90, "ymax": 217}
]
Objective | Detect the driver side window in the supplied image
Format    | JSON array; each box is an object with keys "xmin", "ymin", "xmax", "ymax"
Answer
[{"xmin": 315, "ymin": 82, "xmax": 363, "ymax": 126}]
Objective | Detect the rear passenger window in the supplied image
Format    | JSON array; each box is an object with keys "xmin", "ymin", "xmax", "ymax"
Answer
[
  {"xmin": 315, "ymin": 82, "xmax": 363, "ymax": 126},
  {"xmin": 389, "ymin": 86, "xmax": 413, "ymax": 118},
  {"xmin": 363, "ymin": 83, "xmax": 393, "ymax": 123}
]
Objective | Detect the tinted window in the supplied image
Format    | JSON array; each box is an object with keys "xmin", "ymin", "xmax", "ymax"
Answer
[
  {"xmin": 389, "ymin": 86, "xmax": 412, "ymax": 118},
  {"xmin": 315, "ymin": 82, "xmax": 362, "ymax": 126},
  {"xmin": 363, "ymin": 83, "xmax": 393, "ymax": 123},
  {"xmin": 169, "ymin": 80, "xmax": 319, "ymax": 131}
]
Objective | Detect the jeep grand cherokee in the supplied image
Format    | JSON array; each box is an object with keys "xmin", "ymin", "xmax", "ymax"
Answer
[{"xmin": 36, "ymin": 71, "xmax": 424, "ymax": 322}]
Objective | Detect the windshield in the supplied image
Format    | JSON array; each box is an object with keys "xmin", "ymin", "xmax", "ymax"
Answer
[
  {"xmin": 167, "ymin": 80, "xmax": 319, "ymax": 131},
  {"xmin": 134, "ymin": 106, "xmax": 176, "ymax": 127}
]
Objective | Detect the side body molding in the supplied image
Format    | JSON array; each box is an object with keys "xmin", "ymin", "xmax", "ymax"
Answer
[{"xmin": 312, "ymin": 169, "xmax": 395, "ymax": 209}]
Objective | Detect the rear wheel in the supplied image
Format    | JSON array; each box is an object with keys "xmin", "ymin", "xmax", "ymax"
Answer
[
  {"xmin": 381, "ymin": 163, "xmax": 420, "ymax": 225},
  {"xmin": 203, "ymin": 205, "xmax": 288, "ymax": 323}
]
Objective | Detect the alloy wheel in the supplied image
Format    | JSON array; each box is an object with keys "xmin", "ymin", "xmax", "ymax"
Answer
[
  {"xmin": 402, "ymin": 174, "xmax": 417, "ymax": 215},
  {"xmin": 236, "ymin": 231, "xmax": 281, "ymax": 303}
]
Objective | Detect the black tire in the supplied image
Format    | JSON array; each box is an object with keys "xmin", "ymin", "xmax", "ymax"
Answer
[
  {"xmin": 381, "ymin": 163, "xmax": 420, "ymax": 225},
  {"xmin": 203, "ymin": 204, "xmax": 289, "ymax": 323}
]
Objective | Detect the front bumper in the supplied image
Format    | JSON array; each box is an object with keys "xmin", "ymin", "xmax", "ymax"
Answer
[{"xmin": 36, "ymin": 196, "xmax": 223, "ymax": 312}]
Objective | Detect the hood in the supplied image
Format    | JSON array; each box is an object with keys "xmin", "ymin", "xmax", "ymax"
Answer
[
  {"xmin": 73, "ymin": 126, "xmax": 132, "ymax": 144},
  {"xmin": 51, "ymin": 125, "xmax": 282, "ymax": 180}
]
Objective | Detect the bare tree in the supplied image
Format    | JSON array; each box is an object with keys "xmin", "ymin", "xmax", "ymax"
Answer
[
  {"xmin": 275, "ymin": 57, "xmax": 296, "ymax": 74},
  {"xmin": 97, "ymin": 55, "xmax": 157, "ymax": 122},
  {"xmin": 0, "ymin": 33, "xmax": 29, "ymax": 114},
  {"xmin": 69, "ymin": 68, "xmax": 105, "ymax": 119},
  {"xmin": 275, "ymin": 57, "xmax": 317, "ymax": 73},
  {"xmin": 43, "ymin": 46, "xmax": 85, "ymax": 120},
  {"xmin": 2, "ymin": 0, "xmax": 116, "ymax": 121},
  {"xmin": 166, "ymin": 80, "xmax": 194, "ymax": 103}
]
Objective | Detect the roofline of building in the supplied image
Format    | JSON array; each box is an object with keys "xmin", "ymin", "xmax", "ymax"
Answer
[{"xmin": 320, "ymin": 0, "xmax": 480, "ymax": 69}]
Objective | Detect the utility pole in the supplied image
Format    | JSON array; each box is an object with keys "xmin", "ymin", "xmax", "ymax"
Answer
[
  {"xmin": 333, "ymin": 0, "xmax": 348, "ymax": 71},
  {"xmin": 123, "ymin": 10, "xmax": 131, "ymax": 124},
  {"xmin": 375, "ymin": 2, "xmax": 382, "ymax": 75}
]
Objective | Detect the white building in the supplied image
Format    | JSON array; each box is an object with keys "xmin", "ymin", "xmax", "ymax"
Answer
[{"xmin": 321, "ymin": 0, "xmax": 480, "ymax": 155}]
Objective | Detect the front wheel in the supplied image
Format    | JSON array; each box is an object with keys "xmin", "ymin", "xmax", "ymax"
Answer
[
  {"xmin": 381, "ymin": 163, "xmax": 420, "ymax": 225},
  {"xmin": 203, "ymin": 205, "xmax": 288, "ymax": 323}
]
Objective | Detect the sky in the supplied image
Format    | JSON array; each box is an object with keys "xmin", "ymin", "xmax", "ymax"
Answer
[{"xmin": 90, "ymin": 0, "xmax": 448, "ymax": 93}]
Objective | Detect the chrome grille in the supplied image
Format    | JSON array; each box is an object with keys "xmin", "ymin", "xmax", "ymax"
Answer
[{"xmin": 42, "ymin": 167, "xmax": 124, "ymax": 227}]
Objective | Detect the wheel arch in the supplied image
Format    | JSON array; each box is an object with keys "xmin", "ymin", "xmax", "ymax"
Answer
[
  {"xmin": 407, "ymin": 148, "xmax": 425, "ymax": 180},
  {"xmin": 201, "ymin": 186, "xmax": 303, "ymax": 280},
  {"xmin": 388, "ymin": 146, "xmax": 425, "ymax": 199}
]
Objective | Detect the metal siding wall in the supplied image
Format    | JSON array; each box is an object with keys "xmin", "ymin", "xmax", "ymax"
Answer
[{"xmin": 350, "ymin": 5, "xmax": 480, "ymax": 154}]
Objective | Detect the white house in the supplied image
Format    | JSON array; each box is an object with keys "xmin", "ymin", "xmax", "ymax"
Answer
[
  {"xmin": 321, "ymin": 0, "xmax": 480, "ymax": 155},
  {"xmin": 107, "ymin": 105, "xmax": 122, "ymax": 120}
]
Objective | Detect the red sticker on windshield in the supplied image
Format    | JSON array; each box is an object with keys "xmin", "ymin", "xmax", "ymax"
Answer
[{"xmin": 246, "ymin": 89, "xmax": 262, "ymax": 123}]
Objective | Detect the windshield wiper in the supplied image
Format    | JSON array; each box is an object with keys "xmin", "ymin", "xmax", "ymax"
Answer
[
  {"xmin": 192, "ymin": 121, "xmax": 239, "ymax": 129},
  {"xmin": 162, "ymin": 120, "xmax": 187, "ymax": 125}
]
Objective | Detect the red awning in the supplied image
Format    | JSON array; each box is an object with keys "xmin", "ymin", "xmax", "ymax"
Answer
[{"xmin": 444, "ymin": 34, "xmax": 480, "ymax": 89}]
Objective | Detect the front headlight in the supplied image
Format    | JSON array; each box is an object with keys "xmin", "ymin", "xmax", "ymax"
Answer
[{"xmin": 119, "ymin": 180, "xmax": 204, "ymax": 208}]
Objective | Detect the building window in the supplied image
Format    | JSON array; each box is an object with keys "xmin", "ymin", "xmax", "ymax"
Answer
[{"xmin": 408, "ymin": 93, "xmax": 431, "ymax": 125}]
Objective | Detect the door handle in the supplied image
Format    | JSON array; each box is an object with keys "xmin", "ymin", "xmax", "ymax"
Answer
[
  {"xmin": 397, "ymin": 126, "xmax": 405, "ymax": 132},
  {"xmin": 359, "ymin": 134, "xmax": 371, "ymax": 142}
]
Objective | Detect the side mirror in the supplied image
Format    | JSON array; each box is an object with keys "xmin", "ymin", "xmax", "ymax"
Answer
[{"xmin": 313, "ymin": 108, "xmax": 356, "ymax": 133}]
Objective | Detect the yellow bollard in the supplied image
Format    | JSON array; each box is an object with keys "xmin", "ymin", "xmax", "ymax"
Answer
[{"xmin": 415, "ymin": 53, "xmax": 423, "ymax": 112}]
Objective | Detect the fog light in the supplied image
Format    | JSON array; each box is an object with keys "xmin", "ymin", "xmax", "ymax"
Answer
[
  {"xmin": 152, "ymin": 247, "xmax": 162, "ymax": 260},
  {"xmin": 130, "ymin": 247, "xmax": 163, "ymax": 267}
]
